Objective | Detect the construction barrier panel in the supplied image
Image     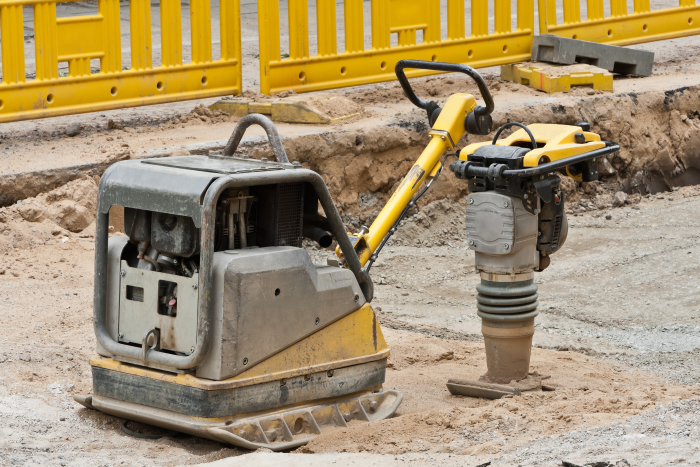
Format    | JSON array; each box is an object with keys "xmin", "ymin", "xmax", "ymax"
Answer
[
  {"xmin": 538, "ymin": 0, "xmax": 700, "ymax": 46},
  {"xmin": 257, "ymin": 0, "xmax": 535, "ymax": 95},
  {"xmin": 0, "ymin": 0, "xmax": 241, "ymax": 123}
]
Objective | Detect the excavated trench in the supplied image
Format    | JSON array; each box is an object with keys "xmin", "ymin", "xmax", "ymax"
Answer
[
  {"xmin": 257, "ymin": 83, "xmax": 700, "ymax": 230},
  {"xmin": 1, "ymin": 84, "xmax": 699, "ymax": 230}
]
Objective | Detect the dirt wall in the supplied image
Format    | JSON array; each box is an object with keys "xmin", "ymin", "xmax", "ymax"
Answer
[
  {"xmin": 236, "ymin": 84, "xmax": 700, "ymax": 229},
  {"xmin": 2, "ymin": 85, "xmax": 699, "ymax": 233}
]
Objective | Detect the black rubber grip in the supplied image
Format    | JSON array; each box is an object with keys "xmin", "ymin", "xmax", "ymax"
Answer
[{"xmin": 394, "ymin": 59, "xmax": 495, "ymax": 118}]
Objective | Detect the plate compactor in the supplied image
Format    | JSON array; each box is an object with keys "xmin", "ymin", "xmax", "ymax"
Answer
[
  {"xmin": 75, "ymin": 113, "xmax": 398, "ymax": 451},
  {"xmin": 76, "ymin": 60, "xmax": 618, "ymax": 448}
]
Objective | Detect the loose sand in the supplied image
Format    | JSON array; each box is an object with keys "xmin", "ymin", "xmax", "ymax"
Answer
[{"xmin": 0, "ymin": 181, "xmax": 699, "ymax": 466}]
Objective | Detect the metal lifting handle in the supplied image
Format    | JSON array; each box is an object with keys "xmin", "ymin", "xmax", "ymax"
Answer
[
  {"xmin": 223, "ymin": 114, "xmax": 290, "ymax": 164},
  {"xmin": 394, "ymin": 59, "xmax": 495, "ymax": 118},
  {"xmin": 454, "ymin": 142, "xmax": 621, "ymax": 179},
  {"xmin": 492, "ymin": 122, "xmax": 538, "ymax": 150}
]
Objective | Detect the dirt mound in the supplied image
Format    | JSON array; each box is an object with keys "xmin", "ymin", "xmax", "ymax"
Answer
[
  {"xmin": 0, "ymin": 177, "xmax": 102, "ymax": 254},
  {"xmin": 176, "ymin": 104, "xmax": 232, "ymax": 125},
  {"xmin": 14, "ymin": 178, "xmax": 98, "ymax": 232},
  {"xmin": 295, "ymin": 94, "xmax": 362, "ymax": 120},
  {"xmin": 296, "ymin": 328, "xmax": 697, "ymax": 457}
]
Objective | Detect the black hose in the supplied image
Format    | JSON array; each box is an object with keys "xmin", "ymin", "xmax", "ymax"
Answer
[
  {"xmin": 492, "ymin": 122, "xmax": 537, "ymax": 150},
  {"xmin": 394, "ymin": 60, "xmax": 495, "ymax": 118},
  {"xmin": 365, "ymin": 160, "xmax": 448, "ymax": 274},
  {"xmin": 143, "ymin": 255, "xmax": 162, "ymax": 272},
  {"xmin": 303, "ymin": 224, "xmax": 333, "ymax": 248}
]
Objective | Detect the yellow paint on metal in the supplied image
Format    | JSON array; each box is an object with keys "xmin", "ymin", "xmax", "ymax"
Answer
[
  {"xmin": 501, "ymin": 63, "xmax": 613, "ymax": 93},
  {"xmin": 0, "ymin": 0, "xmax": 242, "ymax": 123},
  {"xmin": 90, "ymin": 303, "xmax": 388, "ymax": 390},
  {"xmin": 257, "ymin": 0, "xmax": 535, "ymax": 95},
  {"xmin": 337, "ymin": 94, "xmax": 476, "ymax": 266},
  {"xmin": 538, "ymin": 0, "xmax": 700, "ymax": 46},
  {"xmin": 459, "ymin": 123, "xmax": 605, "ymax": 169}
]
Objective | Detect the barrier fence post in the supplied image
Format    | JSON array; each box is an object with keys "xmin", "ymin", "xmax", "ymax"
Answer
[
  {"xmin": 539, "ymin": 0, "xmax": 699, "ymax": 46},
  {"xmin": 257, "ymin": 0, "xmax": 535, "ymax": 95},
  {"xmin": 0, "ymin": 0, "xmax": 242, "ymax": 123},
  {"xmin": 1, "ymin": 4, "xmax": 26, "ymax": 85},
  {"xmin": 447, "ymin": 0, "xmax": 465, "ymax": 40},
  {"xmin": 472, "ymin": 0, "xmax": 489, "ymax": 37},
  {"xmin": 34, "ymin": 3, "xmax": 59, "ymax": 81},
  {"xmin": 344, "ymin": 0, "xmax": 364, "ymax": 53},
  {"xmin": 130, "ymin": 0, "xmax": 153, "ymax": 71},
  {"xmin": 317, "ymin": 0, "xmax": 338, "ymax": 56}
]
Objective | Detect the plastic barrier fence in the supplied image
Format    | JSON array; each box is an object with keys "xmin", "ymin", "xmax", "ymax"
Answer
[
  {"xmin": 257, "ymin": 0, "xmax": 535, "ymax": 95},
  {"xmin": 0, "ymin": 0, "xmax": 241, "ymax": 123},
  {"xmin": 538, "ymin": 0, "xmax": 700, "ymax": 46}
]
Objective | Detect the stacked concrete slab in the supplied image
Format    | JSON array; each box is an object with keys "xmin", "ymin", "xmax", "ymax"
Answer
[{"xmin": 531, "ymin": 35, "xmax": 654, "ymax": 76}]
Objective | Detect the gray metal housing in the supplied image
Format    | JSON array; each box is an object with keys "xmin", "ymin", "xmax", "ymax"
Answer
[
  {"xmin": 94, "ymin": 154, "xmax": 374, "ymax": 373},
  {"xmin": 465, "ymin": 192, "xmax": 539, "ymax": 273},
  {"xmin": 198, "ymin": 247, "xmax": 364, "ymax": 380}
]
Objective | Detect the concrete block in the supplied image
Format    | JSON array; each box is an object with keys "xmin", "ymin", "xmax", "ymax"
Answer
[{"xmin": 531, "ymin": 35, "xmax": 654, "ymax": 77}]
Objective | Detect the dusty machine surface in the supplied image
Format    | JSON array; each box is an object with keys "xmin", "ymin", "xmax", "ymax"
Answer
[
  {"xmin": 448, "ymin": 121, "xmax": 617, "ymax": 394},
  {"xmin": 334, "ymin": 60, "xmax": 619, "ymax": 398},
  {"xmin": 75, "ymin": 115, "xmax": 399, "ymax": 451}
]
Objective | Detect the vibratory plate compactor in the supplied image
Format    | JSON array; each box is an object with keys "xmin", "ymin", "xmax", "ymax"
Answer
[{"xmin": 75, "ymin": 116, "xmax": 400, "ymax": 451}]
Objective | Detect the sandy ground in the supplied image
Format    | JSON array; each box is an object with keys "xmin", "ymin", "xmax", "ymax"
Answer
[{"xmin": 1, "ymin": 180, "xmax": 699, "ymax": 466}]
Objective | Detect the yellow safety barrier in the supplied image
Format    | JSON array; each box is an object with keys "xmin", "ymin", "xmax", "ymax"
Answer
[
  {"xmin": 538, "ymin": 0, "xmax": 700, "ymax": 46},
  {"xmin": 257, "ymin": 0, "xmax": 535, "ymax": 95},
  {"xmin": 0, "ymin": 0, "xmax": 241, "ymax": 123}
]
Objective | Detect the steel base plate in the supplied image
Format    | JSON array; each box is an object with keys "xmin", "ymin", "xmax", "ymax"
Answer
[{"xmin": 75, "ymin": 389, "xmax": 402, "ymax": 451}]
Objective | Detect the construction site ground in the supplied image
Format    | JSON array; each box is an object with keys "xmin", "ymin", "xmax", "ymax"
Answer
[{"xmin": 1, "ymin": 35, "xmax": 700, "ymax": 467}]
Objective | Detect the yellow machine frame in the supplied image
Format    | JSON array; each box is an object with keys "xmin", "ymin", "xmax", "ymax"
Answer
[{"xmin": 337, "ymin": 93, "xmax": 477, "ymax": 266}]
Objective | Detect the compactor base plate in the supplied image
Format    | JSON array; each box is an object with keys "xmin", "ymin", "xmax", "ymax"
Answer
[{"xmin": 75, "ymin": 387, "xmax": 402, "ymax": 451}]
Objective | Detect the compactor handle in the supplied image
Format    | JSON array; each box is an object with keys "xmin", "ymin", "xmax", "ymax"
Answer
[
  {"xmin": 223, "ymin": 114, "xmax": 290, "ymax": 164},
  {"xmin": 395, "ymin": 59, "xmax": 494, "ymax": 134},
  {"xmin": 451, "ymin": 142, "xmax": 621, "ymax": 179}
]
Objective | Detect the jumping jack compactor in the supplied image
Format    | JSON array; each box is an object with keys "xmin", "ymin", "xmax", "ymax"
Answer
[{"xmin": 75, "ymin": 60, "xmax": 618, "ymax": 449}]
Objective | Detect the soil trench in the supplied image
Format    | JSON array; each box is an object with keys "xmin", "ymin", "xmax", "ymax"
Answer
[{"xmin": 3, "ymin": 84, "xmax": 700, "ymax": 231}]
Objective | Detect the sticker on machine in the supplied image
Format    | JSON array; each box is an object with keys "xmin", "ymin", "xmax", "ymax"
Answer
[{"xmin": 398, "ymin": 166, "xmax": 427, "ymax": 192}]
